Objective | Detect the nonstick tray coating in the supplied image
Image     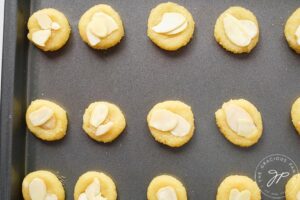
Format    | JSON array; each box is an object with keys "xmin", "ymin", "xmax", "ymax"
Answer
[{"xmin": 1, "ymin": 0, "xmax": 300, "ymax": 199}]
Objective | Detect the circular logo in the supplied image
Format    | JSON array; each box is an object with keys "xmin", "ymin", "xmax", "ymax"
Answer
[{"xmin": 255, "ymin": 154, "xmax": 298, "ymax": 199}]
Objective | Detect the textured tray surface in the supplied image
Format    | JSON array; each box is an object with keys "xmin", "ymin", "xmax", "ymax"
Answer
[{"xmin": 5, "ymin": 0, "xmax": 300, "ymax": 199}]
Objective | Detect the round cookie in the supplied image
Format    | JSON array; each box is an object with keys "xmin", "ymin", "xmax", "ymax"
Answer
[
  {"xmin": 285, "ymin": 173, "xmax": 300, "ymax": 200},
  {"xmin": 78, "ymin": 4, "xmax": 125, "ymax": 50},
  {"xmin": 215, "ymin": 99, "xmax": 263, "ymax": 147},
  {"xmin": 82, "ymin": 101, "xmax": 126, "ymax": 143},
  {"xmin": 147, "ymin": 2, "xmax": 195, "ymax": 51},
  {"xmin": 217, "ymin": 175, "xmax": 261, "ymax": 200},
  {"xmin": 147, "ymin": 175, "xmax": 187, "ymax": 200},
  {"xmin": 285, "ymin": 8, "xmax": 300, "ymax": 53},
  {"xmin": 27, "ymin": 8, "xmax": 71, "ymax": 51},
  {"xmin": 22, "ymin": 170, "xmax": 65, "ymax": 200},
  {"xmin": 74, "ymin": 171, "xmax": 117, "ymax": 200},
  {"xmin": 26, "ymin": 99, "xmax": 68, "ymax": 141},
  {"xmin": 291, "ymin": 97, "xmax": 300, "ymax": 134},
  {"xmin": 214, "ymin": 6, "xmax": 259, "ymax": 53},
  {"xmin": 147, "ymin": 100, "xmax": 195, "ymax": 147}
]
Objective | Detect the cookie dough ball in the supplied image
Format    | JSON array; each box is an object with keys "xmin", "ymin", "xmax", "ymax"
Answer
[
  {"xmin": 74, "ymin": 171, "xmax": 117, "ymax": 200},
  {"xmin": 147, "ymin": 100, "xmax": 195, "ymax": 147},
  {"xmin": 285, "ymin": 174, "xmax": 300, "ymax": 200},
  {"xmin": 147, "ymin": 175, "xmax": 187, "ymax": 200},
  {"xmin": 217, "ymin": 175, "xmax": 261, "ymax": 200},
  {"xmin": 215, "ymin": 99, "xmax": 263, "ymax": 147},
  {"xmin": 26, "ymin": 99, "xmax": 68, "ymax": 141},
  {"xmin": 78, "ymin": 4, "xmax": 125, "ymax": 50},
  {"xmin": 291, "ymin": 97, "xmax": 300, "ymax": 134},
  {"xmin": 27, "ymin": 8, "xmax": 71, "ymax": 51},
  {"xmin": 214, "ymin": 6, "xmax": 259, "ymax": 54},
  {"xmin": 285, "ymin": 8, "xmax": 300, "ymax": 53},
  {"xmin": 82, "ymin": 101, "xmax": 126, "ymax": 143},
  {"xmin": 147, "ymin": 2, "xmax": 195, "ymax": 51},
  {"xmin": 22, "ymin": 170, "xmax": 65, "ymax": 200}
]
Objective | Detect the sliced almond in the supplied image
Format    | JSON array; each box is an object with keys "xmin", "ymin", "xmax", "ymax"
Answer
[
  {"xmin": 51, "ymin": 22, "xmax": 61, "ymax": 30},
  {"xmin": 296, "ymin": 191, "xmax": 300, "ymax": 200},
  {"xmin": 229, "ymin": 189, "xmax": 251, "ymax": 200},
  {"xmin": 90, "ymin": 17, "xmax": 108, "ymax": 38},
  {"xmin": 152, "ymin": 12, "xmax": 186, "ymax": 33},
  {"xmin": 295, "ymin": 25, "xmax": 300, "ymax": 45},
  {"xmin": 223, "ymin": 14, "xmax": 257, "ymax": 47},
  {"xmin": 167, "ymin": 21, "xmax": 188, "ymax": 35},
  {"xmin": 229, "ymin": 188, "xmax": 240, "ymax": 200},
  {"xmin": 78, "ymin": 193, "xmax": 88, "ymax": 200},
  {"xmin": 156, "ymin": 186, "xmax": 178, "ymax": 200},
  {"xmin": 238, "ymin": 190, "xmax": 251, "ymax": 200},
  {"xmin": 95, "ymin": 121, "xmax": 114, "ymax": 136},
  {"xmin": 239, "ymin": 19, "xmax": 258, "ymax": 38},
  {"xmin": 149, "ymin": 109, "xmax": 178, "ymax": 131},
  {"xmin": 92, "ymin": 12, "xmax": 118, "ymax": 35},
  {"xmin": 86, "ymin": 24, "xmax": 101, "ymax": 46},
  {"xmin": 35, "ymin": 13, "xmax": 52, "ymax": 30},
  {"xmin": 32, "ymin": 30, "xmax": 51, "ymax": 47},
  {"xmin": 29, "ymin": 106, "xmax": 54, "ymax": 127},
  {"xmin": 170, "ymin": 114, "xmax": 191, "ymax": 137},
  {"xmin": 90, "ymin": 103, "xmax": 109, "ymax": 127},
  {"xmin": 45, "ymin": 193, "xmax": 58, "ymax": 200},
  {"xmin": 85, "ymin": 178, "xmax": 101, "ymax": 199},
  {"xmin": 223, "ymin": 103, "xmax": 257, "ymax": 137},
  {"xmin": 28, "ymin": 178, "xmax": 47, "ymax": 200},
  {"xmin": 41, "ymin": 116, "xmax": 57, "ymax": 130},
  {"xmin": 237, "ymin": 118, "xmax": 257, "ymax": 138}
]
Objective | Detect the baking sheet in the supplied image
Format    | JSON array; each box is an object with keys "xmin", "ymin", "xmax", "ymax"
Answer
[{"xmin": 1, "ymin": 0, "xmax": 300, "ymax": 199}]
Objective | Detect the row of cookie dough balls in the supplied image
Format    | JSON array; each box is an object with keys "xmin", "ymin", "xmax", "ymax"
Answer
[
  {"xmin": 22, "ymin": 170, "xmax": 300, "ymax": 200},
  {"xmin": 27, "ymin": 2, "xmax": 300, "ymax": 53},
  {"xmin": 26, "ymin": 97, "xmax": 300, "ymax": 148},
  {"xmin": 26, "ymin": 98, "xmax": 300, "ymax": 147}
]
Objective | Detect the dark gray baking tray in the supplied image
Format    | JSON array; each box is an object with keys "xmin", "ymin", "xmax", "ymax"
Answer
[{"xmin": 1, "ymin": 0, "xmax": 300, "ymax": 199}]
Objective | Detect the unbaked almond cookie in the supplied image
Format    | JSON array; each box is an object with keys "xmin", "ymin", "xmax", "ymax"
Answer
[
  {"xmin": 214, "ymin": 6, "xmax": 259, "ymax": 53},
  {"xmin": 147, "ymin": 100, "xmax": 195, "ymax": 147},
  {"xmin": 22, "ymin": 170, "xmax": 65, "ymax": 200},
  {"xmin": 216, "ymin": 175, "xmax": 261, "ymax": 200},
  {"xmin": 291, "ymin": 97, "xmax": 300, "ymax": 134},
  {"xmin": 215, "ymin": 99, "xmax": 263, "ymax": 147},
  {"xmin": 26, "ymin": 99, "xmax": 68, "ymax": 141},
  {"xmin": 285, "ymin": 173, "xmax": 300, "ymax": 200},
  {"xmin": 78, "ymin": 4, "xmax": 124, "ymax": 50},
  {"xmin": 27, "ymin": 8, "xmax": 71, "ymax": 51},
  {"xmin": 82, "ymin": 101, "xmax": 126, "ymax": 143},
  {"xmin": 74, "ymin": 171, "xmax": 117, "ymax": 200},
  {"xmin": 285, "ymin": 8, "xmax": 300, "ymax": 53},
  {"xmin": 147, "ymin": 175, "xmax": 187, "ymax": 200},
  {"xmin": 147, "ymin": 2, "xmax": 195, "ymax": 51}
]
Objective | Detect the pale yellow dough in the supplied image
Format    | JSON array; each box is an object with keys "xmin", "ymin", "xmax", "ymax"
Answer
[
  {"xmin": 26, "ymin": 99, "xmax": 68, "ymax": 141},
  {"xmin": 285, "ymin": 8, "xmax": 300, "ymax": 54},
  {"xmin": 291, "ymin": 97, "xmax": 300, "ymax": 134},
  {"xmin": 215, "ymin": 99, "xmax": 263, "ymax": 147},
  {"xmin": 285, "ymin": 173, "xmax": 300, "ymax": 200},
  {"xmin": 147, "ymin": 100, "xmax": 195, "ymax": 147},
  {"xmin": 22, "ymin": 170, "xmax": 65, "ymax": 200},
  {"xmin": 214, "ymin": 6, "xmax": 259, "ymax": 53},
  {"xmin": 216, "ymin": 175, "xmax": 261, "ymax": 200},
  {"xmin": 82, "ymin": 101, "xmax": 126, "ymax": 143},
  {"xmin": 147, "ymin": 175, "xmax": 187, "ymax": 200},
  {"xmin": 147, "ymin": 2, "xmax": 195, "ymax": 51},
  {"xmin": 27, "ymin": 8, "xmax": 71, "ymax": 51},
  {"xmin": 78, "ymin": 4, "xmax": 124, "ymax": 50},
  {"xmin": 74, "ymin": 171, "xmax": 117, "ymax": 200}
]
